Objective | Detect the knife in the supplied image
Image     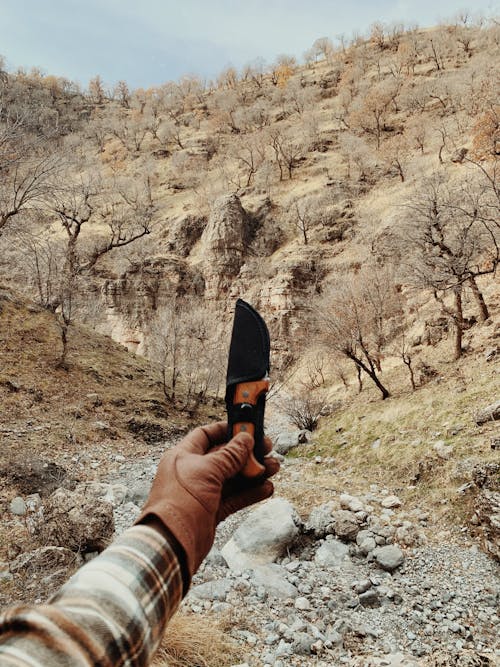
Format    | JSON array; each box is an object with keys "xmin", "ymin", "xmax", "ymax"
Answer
[{"xmin": 225, "ymin": 299, "xmax": 270, "ymax": 478}]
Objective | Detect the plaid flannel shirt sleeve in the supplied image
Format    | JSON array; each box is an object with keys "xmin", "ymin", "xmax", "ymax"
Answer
[{"xmin": 0, "ymin": 525, "xmax": 183, "ymax": 666}]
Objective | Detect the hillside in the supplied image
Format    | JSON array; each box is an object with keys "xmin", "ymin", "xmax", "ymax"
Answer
[{"xmin": 0, "ymin": 16, "xmax": 499, "ymax": 667}]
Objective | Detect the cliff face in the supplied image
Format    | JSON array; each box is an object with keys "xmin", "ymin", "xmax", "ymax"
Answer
[{"xmin": 93, "ymin": 194, "xmax": 323, "ymax": 357}]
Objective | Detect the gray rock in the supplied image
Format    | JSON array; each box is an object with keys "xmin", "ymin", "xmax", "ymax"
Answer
[
  {"xmin": 294, "ymin": 596, "xmax": 311, "ymax": 610},
  {"xmin": 292, "ymin": 632, "xmax": 315, "ymax": 655},
  {"xmin": 340, "ymin": 493, "xmax": 365, "ymax": 513},
  {"xmin": 332, "ymin": 509, "xmax": 360, "ymax": 541},
  {"xmin": 103, "ymin": 483, "xmax": 128, "ymax": 507},
  {"xmin": 126, "ymin": 482, "xmax": 150, "ymax": 507},
  {"xmin": 9, "ymin": 497, "xmax": 26, "ymax": 516},
  {"xmin": 305, "ymin": 502, "xmax": 334, "ymax": 537},
  {"xmin": 475, "ymin": 400, "xmax": 500, "ymax": 425},
  {"xmin": 359, "ymin": 589, "xmax": 381, "ymax": 607},
  {"xmin": 353, "ymin": 578, "xmax": 372, "ymax": 594},
  {"xmin": 221, "ymin": 498, "xmax": 299, "ymax": 570},
  {"xmin": 190, "ymin": 578, "xmax": 233, "ymax": 601},
  {"xmin": 250, "ymin": 564, "xmax": 299, "ymax": 599},
  {"xmin": 381, "ymin": 495, "xmax": 402, "ymax": 508},
  {"xmin": 273, "ymin": 432, "xmax": 299, "ymax": 455},
  {"xmin": 356, "ymin": 528, "xmax": 377, "ymax": 555},
  {"xmin": 374, "ymin": 545, "xmax": 405, "ymax": 571},
  {"xmin": 315, "ymin": 539, "xmax": 350, "ymax": 567},
  {"xmin": 434, "ymin": 441, "xmax": 454, "ymax": 460}
]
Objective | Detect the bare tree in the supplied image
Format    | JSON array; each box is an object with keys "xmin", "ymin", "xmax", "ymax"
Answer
[
  {"xmin": 397, "ymin": 171, "xmax": 499, "ymax": 358},
  {"xmin": 290, "ymin": 197, "xmax": 313, "ymax": 245},
  {"xmin": 0, "ymin": 149, "xmax": 58, "ymax": 237},
  {"xmin": 317, "ymin": 267, "xmax": 401, "ymax": 399},
  {"xmin": 46, "ymin": 170, "xmax": 155, "ymax": 366},
  {"xmin": 268, "ymin": 126, "xmax": 305, "ymax": 180}
]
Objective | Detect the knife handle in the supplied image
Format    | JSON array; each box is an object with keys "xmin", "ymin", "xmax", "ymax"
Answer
[{"xmin": 229, "ymin": 379, "xmax": 269, "ymax": 479}]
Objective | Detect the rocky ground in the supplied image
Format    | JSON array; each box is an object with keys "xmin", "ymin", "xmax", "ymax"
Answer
[{"xmin": 1, "ymin": 424, "xmax": 499, "ymax": 667}]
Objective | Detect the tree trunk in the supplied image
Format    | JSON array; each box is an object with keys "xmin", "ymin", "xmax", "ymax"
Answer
[
  {"xmin": 57, "ymin": 322, "xmax": 69, "ymax": 370},
  {"xmin": 468, "ymin": 276, "xmax": 489, "ymax": 321},
  {"xmin": 454, "ymin": 287, "xmax": 464, "ymax": 360},
  {"xmin": 350, "ymin": 354, "xmax": 390, "ymax": 399},
  {"xmin": 356, "ymin": 364, "xmax": 363, "ymax": 393},
  {"xmin": 402, "ymin": 354, "xmax": 416, "ymax": 391}
]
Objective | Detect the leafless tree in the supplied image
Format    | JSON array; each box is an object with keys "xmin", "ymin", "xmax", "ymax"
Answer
[
  {"xmin": 0, "ymin": 149, "xmax": 59, "ymax": 238},
  {"xmin": 268, "ymin": 126, "xmax": 305, "ymax": 180},
  {"xmin": 316, "ymin": 267, "xmax": 401, "ymax": 399},
  {"xmin": 396, "ymin": 170, "xmax": 499, "ymax": 358},
  {"xmin": 45, "ymin": 170, "xmax": 155, "ymax": 366}
]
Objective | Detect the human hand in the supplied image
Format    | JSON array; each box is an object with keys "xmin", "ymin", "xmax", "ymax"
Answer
[{"xmin": 136, "ymin": 421, "xmax": 279, "ymax": 583}]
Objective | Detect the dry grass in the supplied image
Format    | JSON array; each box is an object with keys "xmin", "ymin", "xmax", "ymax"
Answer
[
  {"xmin": 282, "ymin": 326, "xmax": 499, "ymax": 532},
  {"xmin": 152, "ymin": 613, "xmax": 243, "ymax": 667}
]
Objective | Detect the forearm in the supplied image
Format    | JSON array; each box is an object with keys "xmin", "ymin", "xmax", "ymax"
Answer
[{"xmin": 0, "ymin": 525, "xmax": 183, "ymax": 667}]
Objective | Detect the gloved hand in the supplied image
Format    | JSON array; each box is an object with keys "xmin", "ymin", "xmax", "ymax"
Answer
[{"xmin": 135, "ymin": 421, "xmax": 279, "ymax": 585}]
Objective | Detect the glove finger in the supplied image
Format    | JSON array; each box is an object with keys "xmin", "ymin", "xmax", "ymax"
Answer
[
  {"xmin": 262, "ymin": 455, "xmax": 280, "ymax": 479},
  {"xmin": 209, "ymin": 432, "xmax": 254, "ymax": 480},
  {"xmin": 181, "ymin": 421, "xmax": 228, "ymax": 454},
  {"xmin": 263, "ymin": 436, "xmax": 273, "ymax": 455},
  {"xmin": 218, "ymin": 480, "xmax": 274, "ymax": 522}
]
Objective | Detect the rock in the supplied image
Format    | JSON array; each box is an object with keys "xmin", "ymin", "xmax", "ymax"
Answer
[
  {"xmin": 340, "ymin": 493, "xmax": 365, "ymax": 513},
  {"xmin": 221, "ymin": 498, "xmax": 299, "ymax": 570},
  {"xmin": 359, "ymin": 589, "xmax": 381, "ymax": 608},
  {"xmin": 315, "ymin": 539, "xmax": 350, "ymax": 567},
  {"xmin": 472, "ymin": 489, "xmax": 500, "ymax": 562},
  {"xmin": 9, "ymin": 546, "xmax": 82, "ymax": 574},
  {"xmin": 298, "ymin": 430, "xmax": 311, "ymax": 444},
  {"xmin": 381, "ymin": 495, "xmax": 402, "ymax": 509},
  {"xmin": 189, "ymin": 578, "xmax": 233, "ymax": 601},
  {"xmin": 485, "ymin": 347, "xmax": 498, "ymax": 362},
  {"xmin": 356, "ymin": 530, "xmax": 377, "ymax": 555},
  {"xmin": 475, "ymin": 400, "xmax": 500, "ymax": 425},
  {"xmin": 373, "ymin": 545, "xmax": 405, "ymax": 571},
  {"xmin": 125, "ymin": 482, "xmax": 150, "ymax": 507},
  {"xmin": 33, "ymin": 488, "xmax": 114, "ymax": 553},
  {"xmin": 201, "ymin": 194, "xmax": 253, "ymax": 298},
  {"xmin": 250, "ymin": 564, "xmax": 299, "ymax": 599},
  {"xmin": 294, "ymin": 596, "xmax": 311, "ymax": 610},
  {"xmin": 353, "ymin": 578, "xmax": 372, "ymax": 594},
  {"xmin": 332, "ymin": 510, "xmax": 360, "ymax": 541},
  {"xmin": 103, "ymin": 483, "xmax": 128, "ymax": 507},
  {"xmin": 292, "ymin": 632, "xmax": 315, "ymax": 655},
  {"xmin": 9, "ymin": 496, "xmax": 26, "ymax": 516},
  {"xmin": 273, "ymin": 432, "xmax": 299, "ymax": 455},
  {"xmin": 305, "ymin": 502, "xmax": 335, "ymax": 537},
  {"xmin": 433, "ymin": 441, "xmax": 454, "ymax": 460}
]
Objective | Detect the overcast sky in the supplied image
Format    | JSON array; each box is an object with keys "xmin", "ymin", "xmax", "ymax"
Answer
[{"xmin": 1, "ymin": 0, "xmax": 498, "ymax": 89}]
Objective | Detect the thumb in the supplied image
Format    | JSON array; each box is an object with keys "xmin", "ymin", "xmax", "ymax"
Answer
[{"xmin": 209, "ymin": 432, "xmax": 254, "ymax": 481}]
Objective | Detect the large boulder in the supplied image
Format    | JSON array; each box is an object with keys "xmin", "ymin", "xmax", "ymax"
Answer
[
  {"xmin": 32, "ymin": 488, "xmax": 114, "ymax": 553},
  {"xmin": 305, "ymin": 502, "xmax": 335, "ymax": 538},
  {"xmin": 221, "ymin": 498, "xmax": 300, "ymax": 570}
]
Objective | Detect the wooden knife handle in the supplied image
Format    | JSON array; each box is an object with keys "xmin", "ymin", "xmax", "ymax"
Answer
[{"xmin": 231, "ymin": 379, "xmax": 269, "ymax": 478}]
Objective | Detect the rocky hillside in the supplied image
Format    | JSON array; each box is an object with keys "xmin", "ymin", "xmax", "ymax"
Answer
[{"xmin": 0, "ymin": 16, "xmax": 499, "ymax": 667}]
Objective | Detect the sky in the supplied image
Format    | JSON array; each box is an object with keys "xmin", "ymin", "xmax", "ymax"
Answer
[{"xmin": 0, "ymin": 0, "xmax": 498, "ymax": 89}]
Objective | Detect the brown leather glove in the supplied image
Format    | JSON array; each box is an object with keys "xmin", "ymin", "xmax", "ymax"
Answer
[{"xmin": 135, "ymin": 421, "xmax": 279, "ymax": 587}]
